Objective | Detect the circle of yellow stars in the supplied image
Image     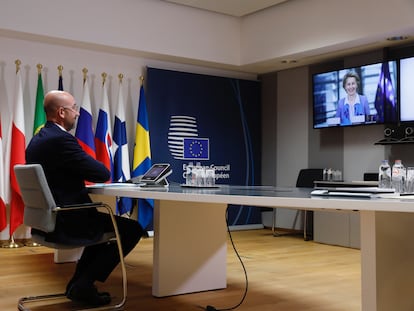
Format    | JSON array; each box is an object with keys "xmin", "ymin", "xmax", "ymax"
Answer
[{"xmin": 189, "ymin": 140, "xmax": 204, "ymax": 158}]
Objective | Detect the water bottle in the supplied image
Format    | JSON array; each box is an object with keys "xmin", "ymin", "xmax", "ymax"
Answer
[
  {"xmin": 392, "ymin": 159, "xmax": 406, "ymax": 193},
  {"xmin": 323, "ymin": 168, "xmax": 328, "ymax": 181},
  {"xmin": 378, "ymin": 160, "xmax": 391, "ymax": 189},
  {"xmin": 185, "ymin": 162, "xmax": 195, "ymax": 186}
]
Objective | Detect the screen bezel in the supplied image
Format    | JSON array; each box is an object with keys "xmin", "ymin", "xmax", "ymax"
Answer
[
  {"xmin": 312, "ymin": 60, "xmax": 398, "ymax": 129},
  {"xmin": 399, "ymin": 56, "xmax": 414, "ymax": 124}
]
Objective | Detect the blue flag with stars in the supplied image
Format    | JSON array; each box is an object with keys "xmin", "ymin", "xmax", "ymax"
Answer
[
  {"xmin": 183, "ymin": 138, "xmax": 209, "ymax": 160},
  {"xmin": 374, "ymin": 62, "xmax": 396, "ymax": 123}
]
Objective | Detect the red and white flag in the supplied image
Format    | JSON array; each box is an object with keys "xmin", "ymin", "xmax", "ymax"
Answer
[
  {"xmin": 95, "ymin": 78, "xmax": 113, "ymax": 180},
  {"xmin": 0, "ymin": 115, "xmax": 7, "ymax": 231},
  {"xmin": 9, "ymin": 67, "xmax": 26, "ymax": 236}
]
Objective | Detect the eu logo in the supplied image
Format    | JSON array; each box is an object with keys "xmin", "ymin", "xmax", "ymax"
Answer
[{"xmin": 183, "ymin": 138, "xmax": 209, "ymax": 160}]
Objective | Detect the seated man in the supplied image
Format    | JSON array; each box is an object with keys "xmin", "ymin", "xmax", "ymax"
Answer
[{"xmin": 26, "ymin": 90, "xmax": 146, "ymax": 307}]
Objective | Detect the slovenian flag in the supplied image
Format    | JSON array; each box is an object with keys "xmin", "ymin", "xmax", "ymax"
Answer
[
  {"xmin": 75, "ymin": 77, "xmax": 96, "ymax": 159},
  {"xmin": 95, "ymin": 78, "xmax": 113, "ymax": 179},
  {"xmin": 113, "ymin": 77, "xmax": 133, "ymax": 215}
]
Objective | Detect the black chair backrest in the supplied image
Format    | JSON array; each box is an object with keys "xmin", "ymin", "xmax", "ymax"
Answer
[{"xmin": 296, "ymin": 168, "xmax": 324, "ymax": 188}]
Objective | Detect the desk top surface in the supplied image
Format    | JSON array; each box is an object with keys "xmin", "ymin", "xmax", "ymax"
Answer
[{"xmin": 88, "ymin": 183, "xmax": 414, "ymax": 213}]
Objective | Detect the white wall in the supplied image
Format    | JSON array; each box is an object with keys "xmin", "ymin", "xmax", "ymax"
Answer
[
  {"xmin": 343, "ymin": 126, "xmax": 385, "ymax": 181},
  {"xmin": 276, "ymin": 67, "xmax": 309, "ymax": 187},
  {"xmin": 273, "ymin": 66, "xmax": 309, "ymax": 230}
]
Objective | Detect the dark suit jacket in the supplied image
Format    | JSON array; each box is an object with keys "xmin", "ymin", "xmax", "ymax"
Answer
[{"xmin": 26, "ymin": 121, "xmax": 111, "ymax": 244}]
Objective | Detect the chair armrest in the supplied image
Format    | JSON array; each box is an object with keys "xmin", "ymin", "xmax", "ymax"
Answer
[{"xmin": 53, "ymin": 202, "xmax": 114, "ymax": 215}]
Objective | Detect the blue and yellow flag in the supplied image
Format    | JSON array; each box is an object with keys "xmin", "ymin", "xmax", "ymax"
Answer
[{"xmin": 132, "ymin": 83, "xmax": 153, "ymax": 229}]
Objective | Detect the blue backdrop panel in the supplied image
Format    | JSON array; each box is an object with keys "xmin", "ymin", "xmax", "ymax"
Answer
[{"xmin": 146, "ymin": 67, "xmax": 262, "ymax": 225}]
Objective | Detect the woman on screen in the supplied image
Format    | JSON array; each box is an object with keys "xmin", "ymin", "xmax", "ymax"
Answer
[{"xmin": 336, "ymin": 71, "xmax": 370, "ymax": 125}]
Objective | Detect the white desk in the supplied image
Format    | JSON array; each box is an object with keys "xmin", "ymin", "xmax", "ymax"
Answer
[{"xmin": 89, "ymin": 184, "xmax": 414, "ymax": 311}]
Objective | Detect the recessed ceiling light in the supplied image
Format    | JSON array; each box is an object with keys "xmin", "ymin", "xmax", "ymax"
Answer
[
  {"xmin": 386, "ymin": 36, "xmax": 409, "ymax": 41},
  {"xmin": 281, "ymin": 59, "xmax": 298, "ymax": 64}
]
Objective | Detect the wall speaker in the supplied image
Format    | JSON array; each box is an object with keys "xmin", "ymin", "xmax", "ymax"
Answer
[
  {"xmin": 405, "ymin": 126, "xmax": 414, "ymax": 137},
  {"xmin": 383, "ymin": 126, "xmax": 404, "ymax": 140}
]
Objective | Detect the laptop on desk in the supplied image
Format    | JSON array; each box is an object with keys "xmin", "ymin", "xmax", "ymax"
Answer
[{"xmin": 314, "ymin": 180, "xmax": 379, "ymax": 188}]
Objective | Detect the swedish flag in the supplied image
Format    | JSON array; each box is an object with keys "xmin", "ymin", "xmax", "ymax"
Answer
[{"xmin": 132, "ymin": 84, "xmax": 153, "ymax": 229}]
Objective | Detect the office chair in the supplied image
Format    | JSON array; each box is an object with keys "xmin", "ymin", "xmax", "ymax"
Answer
[
  {"xmin": 272, "ymin": 168, "xmax": 323, "ymax": 241},
  {"xmin": 14, "ymin": 164, "xmax": 127, "ymax": 311}
]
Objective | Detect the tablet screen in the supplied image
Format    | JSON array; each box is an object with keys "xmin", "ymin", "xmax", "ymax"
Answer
[{"xmin": 141, "ymin": 164, "xmax": 171, "ymax": 182}]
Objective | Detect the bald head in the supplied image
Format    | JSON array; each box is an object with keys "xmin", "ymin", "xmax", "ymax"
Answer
[
  {"xmin": 44, "ymin": 90, "xmax": 73, "ymax": 115},
  {"xmin": 44, "ymin": 90, "xmax": 79, "ymax": 131}
]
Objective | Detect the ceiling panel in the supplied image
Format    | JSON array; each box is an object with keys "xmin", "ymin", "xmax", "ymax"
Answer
[{"xmin": 163, "ymin": 0, "xmax": 289, "ymax": 17}]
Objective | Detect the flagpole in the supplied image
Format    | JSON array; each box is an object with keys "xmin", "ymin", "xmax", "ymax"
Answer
[
  {"xmin": 115, "ymin": 73, "xmax": 123, "ymax": 215},
  {"xmin": 3, "ymin": 59, "xmax": 24, "ymax": 249},
  {"xmin": 102, "ymin": 72, "xmax": 107, "ymax": 86},
  {"xmin": 15, "ymin": 59, "xmax": 20, "ymax": 73},
  {"xmin": 82, "ymin": 67, "xmax": 88, "ymax": 83},
  {"xmin": 57, "ymin": 65, "xmax": 64, "ymax": 91},
  {"xmin": 37, "ymin": 63, "xmax": 42, "ymax": 74},
  {"xmin": 2, "ymin": 235, "xmax": 23, "ymax": 248},
  {"xmin": 22, "ymin": 63, "xmax": 43, "ymax": 247},
  {"xmin": 132, "ymin": 75, "xmax": 145, "ymax": 219}
]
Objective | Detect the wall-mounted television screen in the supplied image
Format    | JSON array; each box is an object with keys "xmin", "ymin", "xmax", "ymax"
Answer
[
  {"xmin": 313, "ymin": 61, "xmax": 398, "ymax": 129},
  {"xmin": 400, "ymin": 56, "xmax": 414, "ymax": 123}
]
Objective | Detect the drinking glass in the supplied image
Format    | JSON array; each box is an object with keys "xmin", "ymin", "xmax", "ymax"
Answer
[{"xmin": 406, "ymin": 167, "xmax": 414, "ymax": 193}]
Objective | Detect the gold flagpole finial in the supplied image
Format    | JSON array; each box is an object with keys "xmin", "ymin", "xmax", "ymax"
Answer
[
  {"xmin": 36, "ymin": 63, "xmax": 43, "ymax": 75},
  {"xmin": 118, "ymin": 73, "xmax": 123, "ymax": 83},
  {"xmin": 102, "ymin": 72, "xmax": 107, "ymax": 85},
  {"xmin": 15, "ymin": 59, "xmax": 21, "ymax": 73},
  {"xmin": 139, "ymin": 75, "xmax": 144, "ymax": 86},
  {"xmin": 82, "ymin": 67, "xmax": 88, "ymax": 82},
  {"xmin": 57, "ymin": 65, "xmax": 63, "ymax": 76}
]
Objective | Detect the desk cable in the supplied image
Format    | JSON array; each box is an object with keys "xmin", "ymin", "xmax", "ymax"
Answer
[{"xmin": 203, "ymin": 209, "xmax": 248, "ymax": 311}]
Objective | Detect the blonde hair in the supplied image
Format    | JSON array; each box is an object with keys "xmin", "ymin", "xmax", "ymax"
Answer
[{"xmin": 342, "ymin": 71, "xmax": 360, "ymax": 90}]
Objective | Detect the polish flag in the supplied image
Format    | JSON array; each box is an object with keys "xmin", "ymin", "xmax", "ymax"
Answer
[
  {"xmin": 9, "ymin": 68, "xmax": 26, "ymax": 236},
  {"xmin": 0, "ymin": 116, "xmax": 7, "ymax": 231}
]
